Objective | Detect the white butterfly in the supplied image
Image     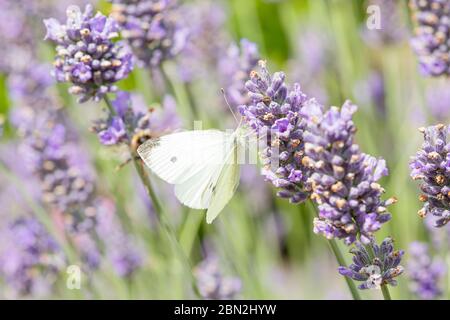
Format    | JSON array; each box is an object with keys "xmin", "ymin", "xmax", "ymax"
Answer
[{"xmin": 137, "ymin": 127, "xmax": 253, "ymax": 223}]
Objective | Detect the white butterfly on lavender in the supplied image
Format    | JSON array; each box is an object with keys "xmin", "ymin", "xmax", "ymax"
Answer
[{"xmin": 137, "ymin": 99, "xmax": 259, "ymax": 223}]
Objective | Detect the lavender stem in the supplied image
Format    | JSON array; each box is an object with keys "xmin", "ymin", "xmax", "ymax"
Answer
[
  {"xmin": 311, "ymin": 202, "xmax": 361, "ymax": 300},
  {"xmin": 328, "ymin": 237, "xmax": 362, "ymax": 300},
  {"xmin": 103, "ymin": 96, "xmax": 201, "ymax": 298},
  {"xmin": 381, "ymin": 284, "xmax": 392, "ymax": 300}
]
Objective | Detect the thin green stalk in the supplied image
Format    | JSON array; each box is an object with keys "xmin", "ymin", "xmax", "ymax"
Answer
[
  {"xmin": 327, "ymin": 238, "xmax": 361, "ymax": 300},
  {"xmin": 103, "ymin": 96, "xmax": 201, "ymax": 298},
  {"xmin": 381, "ymin": 284, "xmax": 392, "ymax": 300},
  {"xmin": 184, "ymin": 82, "xmax": 200, "ymax": 120},
  {"xmin": 311, "ymin": 202, "xmax": 361, "ymax": 300}
]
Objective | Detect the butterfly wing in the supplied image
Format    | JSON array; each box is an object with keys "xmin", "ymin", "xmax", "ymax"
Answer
[
  {"xmin": 205, "ymin": 140, "xmax": 241, "ymax": 224},
  {"xmin": 137, "ymin": 130, "xmax": 230, "ymax": 185},
  {"xmin": 137, "ymin": 130, "xmax": 236, "ymax": 211},
  {"xmin": 173, "ymin": 162, "xmax": 223, "ymax": 209}
]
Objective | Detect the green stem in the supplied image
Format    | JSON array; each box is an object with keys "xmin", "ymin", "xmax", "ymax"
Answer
[
  {"xmin": 311, "ymin": 202, "xmax": 361, "ymax": 300},
  {"xmin": 381, "ymin": 284, "xmax": 392, "ymax": 300},
  {"xmin": 184, "ymin": 82, "xmax": 200, "ymax": 120},
  {"xmin": 103, "ymin": 96, "xmax": 201, "ymax": 298},
  {"xmin": 328, "ymin": 238, "xmax": 362, "ymax": 300}
]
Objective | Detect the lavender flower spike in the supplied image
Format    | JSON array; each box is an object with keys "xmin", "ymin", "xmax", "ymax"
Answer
[
  {"xmin": 92, "ymin": 91, "xmax": 181, "ymax": 150},
  {"xmin": 0, "ymin": 218, "xmax": 65, "ymax": 297},
  {"xmin": 95, "ymin": 198, "xmax": 142, "ymax": 278},
  {"xmin": 409, "ymin": 0, "xmax": 450, "ymax": 77},
  {"xmin": 302, "ymin": 101, "xmax": 395, "ymax": 244},
  {"xmin": 44, "ymin": 5, "xmax": 134, "ymax": 102},
  {"xmin": 410, "ymin": 124, "xmax": 450, "ymax": 227},
  {"xmin": 109, "ymin": 0, "xmax": 189, "ymax": 68},
  {"xmin": 239, "ymin": 61, "xmax": 311, "ymax": 204},
  {"xmin": 408, "ymin": 242, "xmax": 445, "ymax": 300},
  {"xmin": 339, "ymin": 237, "xmax": 404, "ymax": 290},
  {"xmin": 219, "ymin": 39, "xmax": 260, "ymax": 108},
  {"xmin": 194, "ymin": 257, "xmax": 241, "ymax": 300}
]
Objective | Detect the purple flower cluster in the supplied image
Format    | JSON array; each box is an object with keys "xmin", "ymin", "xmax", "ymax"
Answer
[
  {"xmin": 44, "ymin": 5, "xmax": 134, "ymax": 102},
  {"xmin": 194, "ymin": 257, "xmax": 241, "ymax": 300},
  {"xmin": 302, "ymin": 101, "xmax": 394, "ymax": 244},
  {"xmin": 239, "ymin": 61, "xmax": 311, "ymax": 204},
  {"xmin": 7, "ymin": 63, "xmax": 97, "ymax": 227},
  {"xmin": 407, "ymin": 242, "xmax": 445, "ymax": 299},
  {"xmin": 0, "ymin": 1, "xmax": 38, "ymax": 74},
  {"xmin": 219, "ymin": 39, "xmax": 260, "ymax": 108},
  {"xmin": 410, "ymin": 0, "xmax": 450, "ymax": 76},
  {"xmin": 21, "ymin": 119, "xmax": 96, "ymax": 228},
  {"xmin": 109, "ymin": 0, "xmax": 189, "ymax": 68},
  {"xmin": 410, "ymin": 124, "xmax": 450, "ymax": 227},
  {"xmin": 339, "ymin": 237, "xmax": 404, "ymax": 290},
  {"xmin": 0, "ymin": 218, "xmax": 64, "ymax": 297},
  {"xmin": 92, "ymin": 91, "xmax": 181, "ymax": 150},
  {"xmin": 95, "ymin": 198, "xmax": 142, "ymax": 277}
]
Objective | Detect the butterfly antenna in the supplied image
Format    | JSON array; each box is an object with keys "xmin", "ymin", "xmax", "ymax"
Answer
[{"xmin": 221, "ymin": 88, "xmax": 239, "ymax": 124}]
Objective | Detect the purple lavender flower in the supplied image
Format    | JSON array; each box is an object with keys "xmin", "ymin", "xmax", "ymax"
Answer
[
  {"xmin": 424, "ymin": 214, "xmax": 450, "ymax": 249},
  {"xmin": 302, "ymin": 101, "xmax": 395, "ymax": 244},
  {"xmin": 219, "ymin": 39, "xmax": 260, "ymax": 108},
  {"xmin": 194, "ymin": 257, "xmax": 241, "ymax": 300},
  {"xmin": 0, "ymin": 1, "xmax": 36, "ymax": 73},
  {"xmin": 0, "ymin": 218, "xmax": 65, "ymax": 297},
  {"xmin": 109, "ymin": 0, "xmax": 189, "ymax": 68},
  {"xmin": 362, "ymin": 0, "xmax": 408, "ymax": 46},
  {"xmin": 8, "ymin": 63, "xmax": 55, "ymax": 102},
  {"xmin": 239, "ymin": 61, "xmax": 311, "ymax": 204},
  {"xmin": 7, "ymin": 61, "xmax": 101, "ymax": 241},
  {"xmin": 95, "ymin": 198, "xmax": 142, "ymax": 277},
  {"xmin": 44, "ymin": 5, "xmax": 134, "ymax": 102},
  {"xmin": 410, "ymin": 124, "xmax": 450, "ymax": 227},
  {"xmin": 21, "ymin": 119, "xmax": 96, "ymax": 223},
  {"xmin": 339, "ymin": 237, "xmax": 404, "ymax": 290},
  {"xmin": 425, "ymin": 82, "xmax": 450, "ymax": 122},
  {"xmin": 409, "ymin": 0, "xmax": 450, "ymax": 77},
  {"xmin": 408, "ymin": 242, "xmax": 445, "ymax": 299},
  {"xmin": 93, "ymin": 91, "xmax": 181, "ymax": 151}
]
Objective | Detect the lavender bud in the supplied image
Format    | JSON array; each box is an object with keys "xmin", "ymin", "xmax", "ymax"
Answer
[
  {"xmin": 194, "ymin": 257, "xmax": 241, "ymax": 300},
  {"xmin": 410, "ymin": 124, "xmax": 449, "ymax": 227},
  {"xmin": 407, "ymin": 242, "xmax": 445, "ymax": 299},
  {"xmin": 239, "ymin": 61, "xmax": 311, "ymax": 204},
  {"xmin": 339, "ymin": 237, "xmax": 404, "ymax": 290},
  {"xmin": 409, "ymin": 0, "xmax": 450, "ymax": 77},
  {"xmin": 109, "ymin": 0, "xmax": 188, "ymax": 68},
  {"xmin": 44, "ymin": 5, "xmax": 134, "ymax": 102},
  {"xmin": 303, "ymin": 101, "xmax": 394, "ymax": 244}
]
